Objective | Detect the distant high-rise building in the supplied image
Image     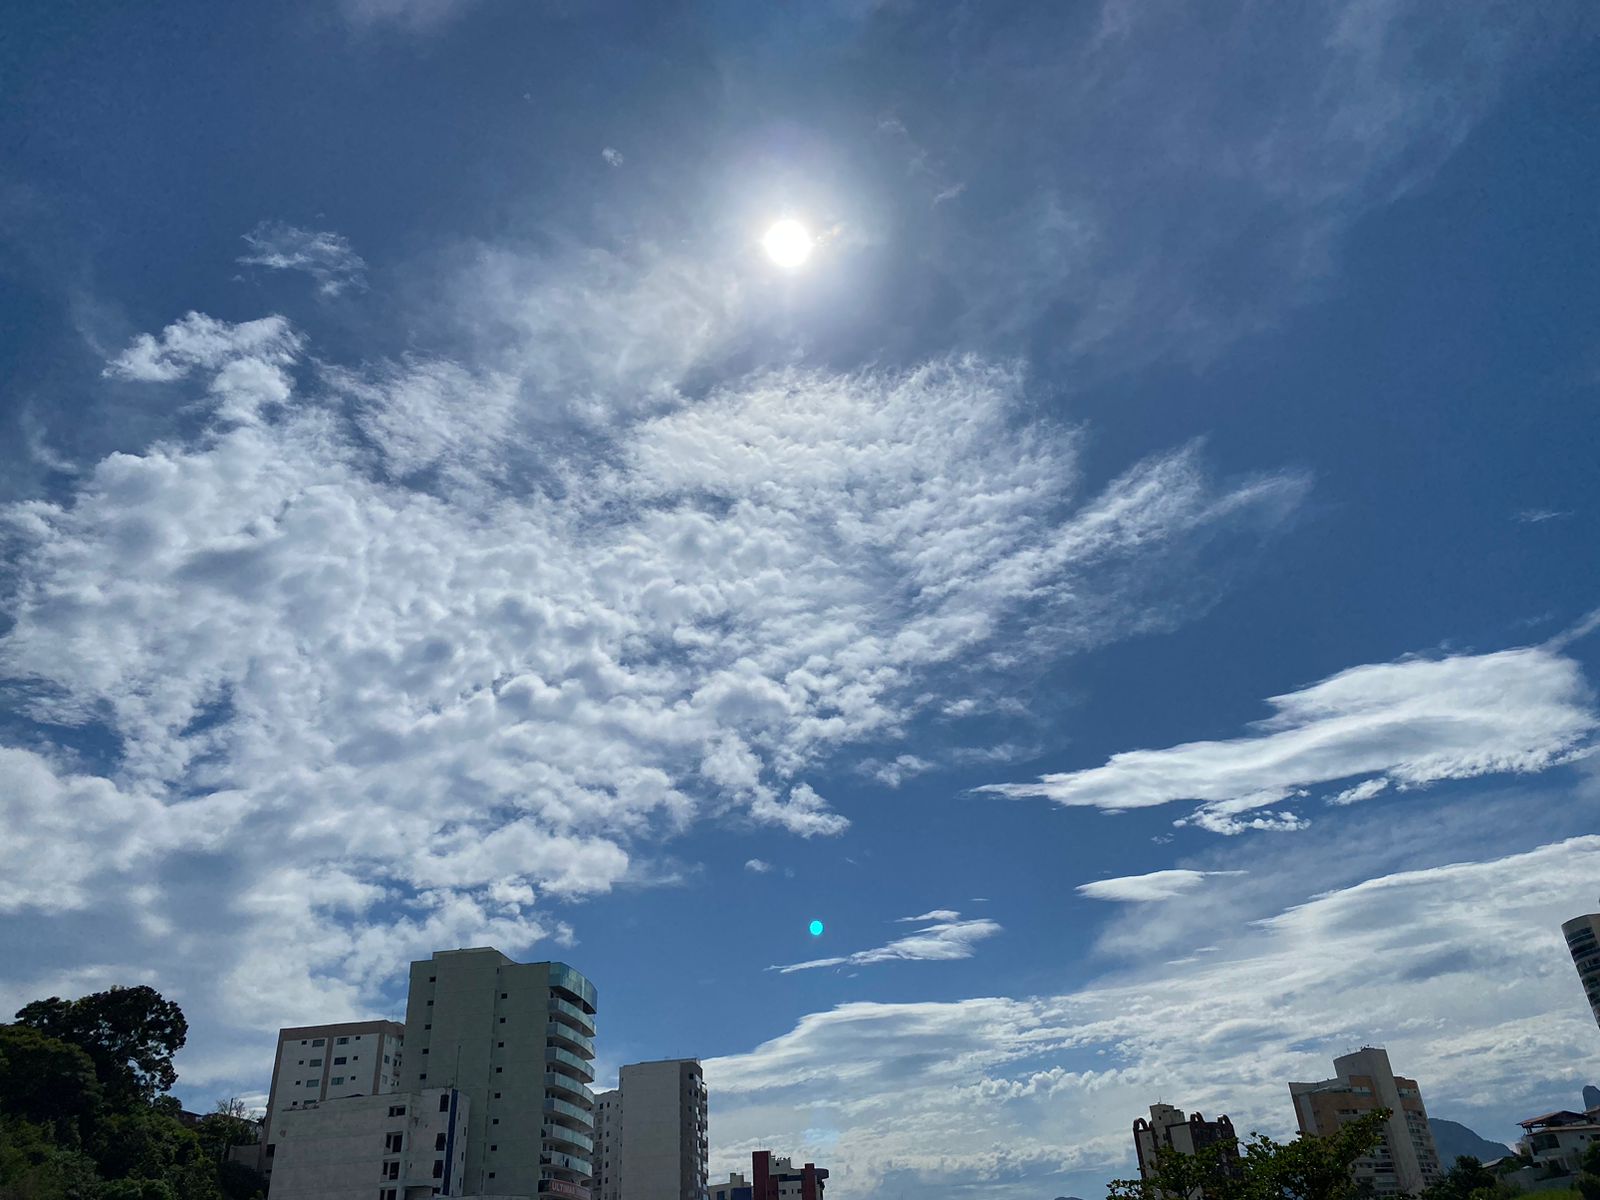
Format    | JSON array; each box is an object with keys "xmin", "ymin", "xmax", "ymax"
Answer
[
  {"xmin": 749, "ymin": 1151, "xmax": 826, "ymax": 1200},
  {"xmin": 590, "ymin": 1060, "xmax": 707, "ymax": 1200},
  {"xmin": 398, "ymin": 948, "xmax": 597, "ymax": 1199},
  {"xmin": 593, "ymin": 1089, "xmax": 621, "ymax": 1200},
  {"xmin": 1132, "ymin": 1103, "xmax": 1239, "ymax": 1184},
  {"xmin": 260, "ymin": 1021, "xmax": 405, "ymax": 1180},
  {"xmin": 1290, "ymin": 1047, "xmax": 1443, "ymax": 1197},
  {"xmin": 1562, "ymin": 913, "xmax": 1600, "ymax": 1030}
]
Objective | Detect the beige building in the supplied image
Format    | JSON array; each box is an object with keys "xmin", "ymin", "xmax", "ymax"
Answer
[
  {"xmin": 398, "ymin": 948, "xmax": 597, "ymax": 1199},
  {"xmin": 1290, "ymin": 1047, "xmax": 1443, "ymax": 1197},
  {"xmin": 1132, "ymin": 1103, "xmax": 1239, "ymax": 1182},
  {"xmin": 261, "ymin": 1021, "xmax": 406, "ymax": 1181},
  {"xmin": 707, "ymin": 1174, "xmax": 747, "ymax": 1200},
  {"xmin": 1563, "ymin": 913, "xmax": 1600, "ymax": 1030},
  {"xmin": 590, "ymin": 1061, "xmax": 706, "ymax": 1200}
]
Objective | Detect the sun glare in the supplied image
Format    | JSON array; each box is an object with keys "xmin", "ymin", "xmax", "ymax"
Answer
[{"xmin": 762, "ymin": 218, "xmax": 814, "ymax": 269}]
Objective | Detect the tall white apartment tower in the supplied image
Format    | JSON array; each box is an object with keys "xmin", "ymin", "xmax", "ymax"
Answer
[
  {"xmin": 1563, "ymin": 913, "xmax": 1600, "ymax": 1029},
  {"xmin": 398, "ymin": 948, "xmax": 598, "ymax": 1200},
  {"xmin": 591, "ymin": 1060, "xmax": 707, "ymax": 1200}
]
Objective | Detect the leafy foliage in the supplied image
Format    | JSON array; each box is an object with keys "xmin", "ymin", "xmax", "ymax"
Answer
[
  {"xmin": 15, "ymin": 988, "xmax": 187, "ymax": 1104},
  {"xmin": 1108, "ymin": 1109, "xmax": 1391, "ymax": 1200},
  {"xmin": 1422, "ymin": 1156, "xmax": 1515, "ymax": 1200},
  {"xmin": 0, "ymin": 988, "xmax": 261, "ymax": 1200}
]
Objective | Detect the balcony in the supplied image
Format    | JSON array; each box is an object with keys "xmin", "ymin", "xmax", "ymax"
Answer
[
  {"xmin": 547, "ymin": 1023, "xmax": 594, "ymax": 1057},
  {"xmin": 544, "ymin": 1125, "xmax": 593, "ymax": 1155},
  {"xmin": 540, "ymin": 1151, "xmax": 591, "ymax": 1177},
  {"xmin": 547, "ymin": 995, "xmax": 595, "ymax": 1037},
  {"xmin": 543, "ymin": 1097, "xmax": 594, "ymax": 1131},
  {"xmin": 544, "ymin": 1072, "xmax": 595, "ymax": 1106},
  {"xmin": 547, "ymin": 964, "xmax": 597, "ymax": 1014},
  {"xmin": 547, "ymin": 1045, "xmax": 595, "ymax": 1083}
]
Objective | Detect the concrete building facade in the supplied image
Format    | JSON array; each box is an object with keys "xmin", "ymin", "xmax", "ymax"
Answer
[
  {"xmin": 1564, "ymin": 913, "xmax": 1600, "ymax": 1030},
  {"xmin": 592, "ymin": 1090, "xmax": 621, "ymax": 1200},
  {"xmin": 1132, "ymin": 1103, "xmax": 1240, "ymax": 1182},
  {"xmin": 1290, "ymin": 1047, "xmax": 1443, "ymax": 1197},
  {"xmin": 261, "ymin": 1021, "xmax": 406, "ymax": 1181},
  {"xmin": 266, "ymin": 1087, "xmax": 468, "ymax": 1200},
  {"xmin": 749, "ymin": 1152, "xmax": 825, "ymax": 1200},
  {"xmin": 707, "ymin": 1175, "xmax": 748, "ymax": 1200},
  {"xmin": 1516, "ymin": 1110, "xmax": 1600, "ymax": 1175},
  {"xmin": 399, "ymin": 948, "xmax": 598, "ymax": 1200}
]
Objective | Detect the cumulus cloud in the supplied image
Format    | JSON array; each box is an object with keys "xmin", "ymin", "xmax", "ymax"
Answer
[
  {"xmin": 0, "ymin": 300, "xmax": 1300, "ymax": 1070},
  {"xmin": 239, "ymin": 222, "xmax": 367, "ymax": 297},
  {"xmin": 1075, "ymin": 869, "xmax": 1244, "ymax": 903},
  {"xmin": 980, "ymin": 646, "xmax": 1597, "ymax": 833},
  {"xmin": 744, "ymin": 858, "xmax": 774, "ymax": 874},
  {"xmin": 601, "ymin": 147, "xmax": 624, "ymax": 168},
  {"xmin": 708, "ymin": 835, "xmax": 1600, "ymax": 1198},
  {"xmin": 772, "ymin": 911, "xmax": 1001, "ymax": 974}
]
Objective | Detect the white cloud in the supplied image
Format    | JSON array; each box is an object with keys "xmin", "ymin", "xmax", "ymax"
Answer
[
  {"xmin": 0, "ymin": 301, "xmax": 1300, "ymax": 1070},
  {"xmin": 980, "ymin": 646, "xmax": 1597, "ymax": 832},
  {"xmin": 1328, "ymin": 777, "xmax": 1389, "ymax": 806},
  {"xmin": 744, "ymin": 858, "xmax": 774, "ymax": 874},
  {"xmin": 1515, "ymin": 509, "xmax": 1572, "ymax": 524},
  {"xmin": 601, "ymin": 147, "xmax": 624, "ymax": 168},
  {"xmin": 772, "ymin": 912, "xmax": 1001, "ymax": 974},
  {"xmin": 1076, "ymin": 869, "xmax": 1244, "ymax": 903},
  {"xmin": 898, "ymin": 909, "xmax": 961, "ymax": 923},
  {"xmin": 239, "ymin": 222, "xmax": 367, "ymax": 297},
  {"xmin": 708, "ymin": 834, "xmax": 1600, "ymax": 1198}
]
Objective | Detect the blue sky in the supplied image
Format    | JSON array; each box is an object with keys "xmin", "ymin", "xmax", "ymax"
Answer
[{"xmin": 3, "ymin": 1, "xmax": 1600, "ymax": 1197}]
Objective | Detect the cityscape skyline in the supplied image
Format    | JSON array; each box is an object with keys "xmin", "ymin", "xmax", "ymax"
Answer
[{"xmin": 3, "ymin": 2, "xmax": 1600, "ymax": 1199}]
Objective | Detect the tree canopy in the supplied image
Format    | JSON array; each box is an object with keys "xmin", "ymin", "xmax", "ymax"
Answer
[
  {"xmin": 0, "ymin": 987, "xmax": 262, "ymax": 1200},
  {"xmin": 1108, "ymin": 1109, "xmax": 1391, "ymax": 1200}
]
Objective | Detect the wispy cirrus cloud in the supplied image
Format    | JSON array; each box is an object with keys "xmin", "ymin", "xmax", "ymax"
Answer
[
  {"xmin": 709, "ymin": 833, "xmax": 1600, "ymax": 1200},
  {"xmin": 980, "ymin": 645, "xmax": 1597, "ymax": 834},
  {"xmin": 239, "ymin": 222, "xmax": 367, "ymax": 297},
  {"xmin": 1076, "ymin": 869, "xmax": 1244, "ymax": 903},
  {"xmin": 771, "ymin": 911, "xmax": 1001, "ymax": 974}
]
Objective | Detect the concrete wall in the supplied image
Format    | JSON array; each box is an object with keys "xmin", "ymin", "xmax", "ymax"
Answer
[{"xmin": 267, "ymin": 1088, "xmax": 466, "ymax": 1200}]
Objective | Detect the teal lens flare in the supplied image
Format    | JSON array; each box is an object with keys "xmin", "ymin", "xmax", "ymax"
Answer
[{"xmin": 808, "ymin": 919, "xmax": 825, "ymax": 937}]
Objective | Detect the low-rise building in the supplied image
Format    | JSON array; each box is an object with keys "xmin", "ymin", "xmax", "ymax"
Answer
[
  {"xmin": 1515, "ymin": 1110, "xmax": 1600, "ymax": 1175},
  {"xmin": 266, "ymin": 1088, "xmax": 468, "ymax": 1200},
  {"xmin": 749, "ymin": 1152, "xmax": 826, "ymax": 1200},
  {"xmin": 1132, "ymin": 1103, "xmax": 1240, "ymax": 1183},
  {"xmin": 708, "ymin": 1173, "xmax": 749, "ymax": 1200},
  {"xmin": 260, "ymin": 1020, "xmax": 406, "ymax": 1181}
]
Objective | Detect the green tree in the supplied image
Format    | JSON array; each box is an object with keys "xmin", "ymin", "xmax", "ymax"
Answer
[
  {"xmin": 1575, "ymin": 1140, "xmax": 1600, "ymax": 1200},
  {"xmin": 1423, "ymin": 1155, "xmax": 1515, "ymax": 1200},
  {"xmin": 15, "ymin": 989, "xmax": 187, "ymax": 1104},
  {"xmin": 1109, "ymin": 1110, "xmax": 1391, "ymax": 1200},
  {"xmin": 0, "ymin": 1025, "xmax": 104, "ymax": 1138}
]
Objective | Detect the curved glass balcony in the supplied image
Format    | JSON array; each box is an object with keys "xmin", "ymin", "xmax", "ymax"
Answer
[
  {"xmin": 547, "ymin": 1023, "xmax": 594, "ymax": 1057},
  {"xmin": 547, "ymin": 963, "xmax": 597, "ymax": 1013},
  {"xmin": 544, "ymin": 1071, "xmax": 595, "ymax": 1105},
  {"xmin": 546, "ymin": 1045, "xmax": 595, "ymax": 1083},
  {"xmin": 543, "ymin": 1125, "xmax": 593, "ymax": 1155},
  {"xmin": 543, "ymin": 1096, "xmax": 594, "ymax": 1130},
  {"xmin": 540, "ymin": 1151, "xmax": 591, "ymax": 1177},
  {"xmin": 549, "ymin": 996, "xmax": 596, "ymax": 1037}
]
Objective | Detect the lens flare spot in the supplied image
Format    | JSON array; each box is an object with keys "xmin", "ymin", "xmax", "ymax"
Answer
[{"xmin": 808, "ymin": 919, "xmax": 825, "ymax": 937}]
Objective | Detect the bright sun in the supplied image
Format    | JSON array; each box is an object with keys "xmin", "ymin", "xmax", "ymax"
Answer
[{"xmin": 762, "ymin": 218, "xmax": 814, "ymax": 269}]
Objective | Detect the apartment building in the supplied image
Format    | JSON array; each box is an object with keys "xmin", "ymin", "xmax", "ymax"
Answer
[
  {"xmin": 1564, "ymin": 913, "xmax": 1600, "ymax": 1030},
  {"xmin": 398, "ymin": 948, "xmax": 598, "ymax": 1199},
  {"xmin": 1132, "ymin": 1103, "xmax": 1240, "ymax": 1182},
  {"xmin": 1290, "ymin": 1047, "xmax": 1443, "ymax": 1196},
  {"xmin": 592, "ymin": 1060, "xmax": 707, "ymax": 1200},
  {"xmin": 260, "ymin": 1021, "xmax": 405, "ymax": 1180},
  {"xmin": 593, "ymin": 1090, "xmax": 621, "ymax": 1200},
  {"xmin": 267, "ymin": 1087, "xmax": 467, "ymax": 1200}
]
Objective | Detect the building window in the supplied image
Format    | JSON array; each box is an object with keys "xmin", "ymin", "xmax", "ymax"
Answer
[
  {"xmin": 385, "ymin": 1133, "xmax": 403, "ymax": 1153},
  {"xmin": 492, "ymin": 1119, "xmax": 499, "ymax": 1125},
  {"xmin": 499, "ymin": 1017, "xmax": 506, "ymax": 1024},
  {"xmin": 424, "ymin": 1024, "xmax": 431, "ymax": 1031},
  {"xmin": 338, "ymin": 1037, "xmax": 350, "ymax": 1045},
  {"xmin": 496, "ymin": 1067, "xmax": 503, "ymax": 1074},
  {"xmin": 334, "ymin": 1057, "xmax": 347, "ymax": 1065},
  {"xmin": 429, "ymin": 976, "xmax": 436, "ymax": 982},
  {"xmin": 498, "ymin": 1042, "xmax": 504, "ymax": 1048},
  {"xmin": 493, "ymin": 1093, "xmax": 501, "ymax": 1100},
  {"xmin": 265, "ymin": 1145, "xmax": 275, "ymax": 1157},
  {"xmin": 388, "ymin": 1105, "xmax": 407, "ymax": 1117},
  {"xmin": 432, "ymin": 1161, "xmax": 443, "ymax": 1179},
  {"xmin": 439, "ymin": 1094, "xmax": 450, "ymax": 1113},
  {"xmin": 312, "ymin": 1039, "xmax": 325, "ymax": 1047},
  {"xmin": 488, "ymin": 1174, "xmax": 495, "ymax": 1181},
  {"xmin": 489, "ymin": 1145, "xmax": 497, "ymax": 1152},
  {"xmin": 419, "ymin": 1074, "xmax": 426, "ymax": 1081},
  {"xmin": 309, "ymin": 1058, "xmax": 323, "ymax": 1067},
  {"xmin": 426, "ymin": 1000, "xmax": 433, "ymax": 1006},
  {"xmin": 501, "ymin": 993, "xmax": 507, "ymax": 999},
  {"xmin": 386, "ymin": 1162, "xmax": 400, "ymax": 1180},
  {"xmin": 384, "ymin": 1055, "xmax": 391, "ymax": 1064},
  {"xmin": 435, "ymin": 1133, "xmax": 447, "ymax": 1151},
  {"xmin": 331, "ymin": 1077, "xmax": 345, "ymax": 1086},
  {"xmin": 422, "ymin": 1049, "xmax": 429, "ymax": 1055}
]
